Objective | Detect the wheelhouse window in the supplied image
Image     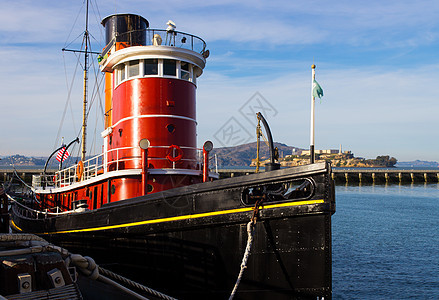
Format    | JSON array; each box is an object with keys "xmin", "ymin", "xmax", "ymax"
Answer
[
  {"xmin": 120, "ymin": 64, "xmax": 126, "ymax": 81},
  {"xmin": 128, "ymin": 60, "xmax": 139, "ymax": 78},
  {"xmin": 192, "ymin": 71, "xmax": 197, "ymax": 85},
  {"xmin": 144, "ymin": 59, "xmax": 158, "ymax": 75},
  {"xmin": 163, "ymin": 59, "xmax": 176, "ymax": 76},
  {"xmin": 114, "ymin": 59, "xmax": 197, "ymax": 87},
  {"xmin": 115, "ymin": 64, "xmax": 125, "ymax": 86},
  {"xmin": 180, "ymin": 61, "xmax": 190, "ymax": 80}
]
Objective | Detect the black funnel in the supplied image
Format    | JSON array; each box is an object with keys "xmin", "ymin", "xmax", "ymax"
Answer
[{"xmin": 102, "ymin": 14, "xmax": 149, "ymax": 46}]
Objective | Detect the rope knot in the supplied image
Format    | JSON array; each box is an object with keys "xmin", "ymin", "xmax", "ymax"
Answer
[{"xmin": 69, "ymin": 254, "xmax": 99, "ymax": 280}]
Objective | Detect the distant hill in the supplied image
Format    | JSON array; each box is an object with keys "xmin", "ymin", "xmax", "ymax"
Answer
[
  {"xmin": 0, "ymin": 154, "xmax": 79, "ymax": 167},
  {"xmin": 395, "ymin": 160, "xmax": 439, "ymax": 168},
  {"xmin": 211, "ymin": 142, "xmax": 303, "ymax": 167},
  {"xmin": 0, "ymin": 155, "xmax": 45, "ymax": 166}
]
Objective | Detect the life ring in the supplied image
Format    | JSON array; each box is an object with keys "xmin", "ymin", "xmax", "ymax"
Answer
[
  {"xmin": 166, "ymin": 145, "xmax": 183, "ymax": 162},
  {"xmin": 76, "ymin": 161, "xmax": 84, "ymax": 181}
]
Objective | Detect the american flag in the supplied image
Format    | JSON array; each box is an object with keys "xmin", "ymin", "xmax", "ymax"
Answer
[{"xmin": 55, "ymin": 147, "xmax": 70, "ymax": 162}]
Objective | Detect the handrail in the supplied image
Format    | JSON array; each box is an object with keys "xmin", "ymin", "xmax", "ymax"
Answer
[
  {"xmin": 100, "ymin": 28, "xmax": 207, "ymax": 59},
  {"xmin": 8, "ymin": 194, "xmax": 77, "ymax": 219},
  {"xmin": 35, "ymin": 145, "xmax": 208, "ymax": 189}
]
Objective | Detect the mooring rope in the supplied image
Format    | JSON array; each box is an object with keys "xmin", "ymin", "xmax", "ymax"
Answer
[
  {"xmin": 99, "ymin": 266, "xmax": 178, "ymax": 300},
  {"xmin": 228, "ymin": 197, "xmax": 264, "ymax": 300},
  {"xmin": 228, "ymin": 220, "xmax": 255, "ymax": 300}
]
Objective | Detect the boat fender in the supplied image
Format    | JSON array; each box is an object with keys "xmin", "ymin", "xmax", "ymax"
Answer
[
  {"xmin": 76, "ymin": 161, "xmax": 84, "ymax": 181},
  {"xmin": 166, "ymin": 145, "xmax": 183, "ymax": 162}
]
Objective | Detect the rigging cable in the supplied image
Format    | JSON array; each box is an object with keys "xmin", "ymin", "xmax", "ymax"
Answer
[
  {"xmin": 55, "ymin": 0, "xmax": 106, "ymax": 160},
  {"xmin": 11, "ymin": 168, "xmax": 40, "ymax": 204},
  {"xmin": 85, "ymin": 47, "xmax": 105, "ymax": 156},
  {"xmin": 89, "ymin": 0, "xmax": 105, "ymax": 42},
  {"xmin": 56, "ymin": 0, "xmax": 88, "ymax": 150},
  {"xmin": 55, "ymin": 47, "xmax": 82, "ymax": 150},
  {"xmin": 63, "ymin": 3, "xmax": 85, "ymax": 48}
]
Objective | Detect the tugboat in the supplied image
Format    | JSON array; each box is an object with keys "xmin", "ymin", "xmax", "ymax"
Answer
[{"xmin": 10, "ymin": 11, "xmax": 336, "ymax": 300}]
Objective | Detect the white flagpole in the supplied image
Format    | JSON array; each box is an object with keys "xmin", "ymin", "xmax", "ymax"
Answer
[{"xmin": 310, "ymin": 64, "xmax": 316, "ymax": 163}]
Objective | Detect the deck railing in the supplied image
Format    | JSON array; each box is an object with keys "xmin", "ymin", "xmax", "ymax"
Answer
[
  {"xmin": 100, "ymin": 28, "xmax": 207, "ymax": 62},
  {"xmin": 34, "ymin": 145, "xmax": 214, "ymax": 189}
]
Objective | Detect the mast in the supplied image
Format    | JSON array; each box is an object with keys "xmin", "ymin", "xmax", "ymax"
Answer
[{"xmin": 81, "ymin": 0, "xmax": 90, "ymax": 162}]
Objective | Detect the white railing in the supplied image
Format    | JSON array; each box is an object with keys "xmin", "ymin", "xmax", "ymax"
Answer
[{"xmin": 34, "ymin": 145, "xmax": 218, "ymax": 189}]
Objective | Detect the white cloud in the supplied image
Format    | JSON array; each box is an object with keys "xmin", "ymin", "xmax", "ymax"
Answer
[
  {"xmin": 197, "ymin": 62, "xmax": 439, "ymax": 161},
  {"xmin": 1, "ymin": 0, "xmax": 438, "ymax": 162}
]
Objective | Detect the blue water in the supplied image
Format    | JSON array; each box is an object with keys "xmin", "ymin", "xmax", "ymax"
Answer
[{"xmin": 333, "ymin": 184, "xmax": 439, "ymax": 299}]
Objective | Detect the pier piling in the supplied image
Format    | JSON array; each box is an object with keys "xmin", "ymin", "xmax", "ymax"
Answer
[{"xmin": 329, "ymin": 169, "xmax": 438, "ymax": 185}]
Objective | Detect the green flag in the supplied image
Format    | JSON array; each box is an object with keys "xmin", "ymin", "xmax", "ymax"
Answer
[{"xmin": 312, "ymin": 79, "xmax": 323, "ymax": 99}]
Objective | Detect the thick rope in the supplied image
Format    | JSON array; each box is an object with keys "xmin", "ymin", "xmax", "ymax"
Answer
[
  {"xmin": 62, "ymin": 253, "xmax": 149, "ymax": 300},
  {"xmin": 228, "ymin": 196, "xmax": 263, "ymax": 300},
  {"xmin": 0, "ymin": 233, "xmax": 47, "ymax": 243},
  {"xmin": 228, "ymin": 220, "xmax": 255, "ymax": 300},
  {"xmin": 99, "ymin": 266, "xmax": 178, "ymax": 300},
  {"xmin": 98, "ymin": 275, "xmax": 150, "ymax": 300}
]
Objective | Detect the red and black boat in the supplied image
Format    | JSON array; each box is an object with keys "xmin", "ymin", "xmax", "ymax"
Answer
[{"xmin": 10, "ymin": 12, "xmax": 336, "ymax": 300}]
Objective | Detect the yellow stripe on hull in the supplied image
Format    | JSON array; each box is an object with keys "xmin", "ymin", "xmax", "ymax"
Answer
[{"xmin": 11, "ymin": 199, "xmax": 324, "ymax": 235}]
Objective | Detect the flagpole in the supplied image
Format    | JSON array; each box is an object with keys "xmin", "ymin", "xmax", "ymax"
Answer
[{"xmin": 310, "ymin": 64, "xmax": 316, "ymax": 164}]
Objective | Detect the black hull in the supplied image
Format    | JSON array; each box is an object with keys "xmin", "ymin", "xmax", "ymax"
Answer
[{"xmin": 11, "ymin": 162, "xmax": 335, "ymax": 299}]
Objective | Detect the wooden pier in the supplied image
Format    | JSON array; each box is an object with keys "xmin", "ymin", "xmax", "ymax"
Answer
[
  {"xmin": 331, "ymin": 169, "xmax": 439, "ymax": 184},
  {"xmin": 215, "ymin": 168, "xmax": 439, "ymax": 184}
]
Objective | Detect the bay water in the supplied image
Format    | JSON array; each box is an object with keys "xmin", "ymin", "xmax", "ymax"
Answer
[{"xmin": 333, "ymin": 184, "xmax": 439, "ymax": 299}]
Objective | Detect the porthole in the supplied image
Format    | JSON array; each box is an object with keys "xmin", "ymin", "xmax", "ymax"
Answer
[
  {"xmin": 111, "ymin": 184, "xmax": 116, "ymax": 195},
  {"xmin": 147, "ymin": 184, "xmax": 154, "ymax": 193},
  {"xmin": 166, "ymin": 124, "xmax": 176, "ymax": 133}
]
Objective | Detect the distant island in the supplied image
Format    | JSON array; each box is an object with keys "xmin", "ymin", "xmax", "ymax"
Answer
[
  {"xmin": 248, "ymin": 147, "xmax": 398, "ymax": 168},
  {"xmin": 1, "ymin": 144, "xmax": 437, "ymax": 168},
  {"xmin": 210, "ymin": 142, "xmax": 437, "ymax": 168},
  {"xmin": 273, "ymin": 153, "xmax": 398, "ymax": 168}
]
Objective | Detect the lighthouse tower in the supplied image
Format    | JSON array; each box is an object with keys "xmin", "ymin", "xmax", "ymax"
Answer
[{"xmin": 99, "ymin": 14, "xmax": 209, "ymax": 199}]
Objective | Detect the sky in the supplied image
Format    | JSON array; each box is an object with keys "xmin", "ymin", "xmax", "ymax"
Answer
[{"xmin": 1, "ymin": 0, "xmax": 438, "ymax": 162}]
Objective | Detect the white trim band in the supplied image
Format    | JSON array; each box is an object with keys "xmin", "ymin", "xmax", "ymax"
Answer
[
  {"xmin": 111, "ymin": 114, "xmax": 197, "ymax": 129},
  {"xmin": 100, "ymin": 45, "xmax": 206, "ymax": 73}
]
